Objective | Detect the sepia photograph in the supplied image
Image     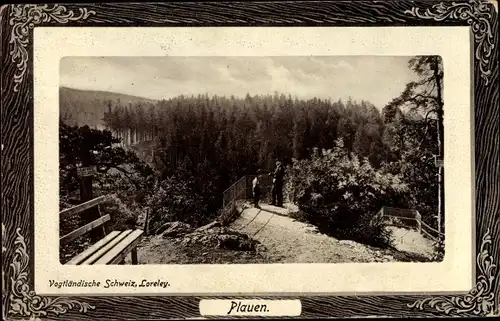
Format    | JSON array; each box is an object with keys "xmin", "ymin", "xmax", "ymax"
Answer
[
  {"xmin": 59, "ymin": 55, "xmax": 446, "ymax": 266},
  {"xmin": 3, "ymin": 1, "xmax": 496, "ymax": 318}
]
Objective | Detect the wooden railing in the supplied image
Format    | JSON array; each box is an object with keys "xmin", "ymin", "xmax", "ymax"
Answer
[
  {"xmin": 421, "ymin": 220, "xmax": 445, "ymax": 242},
  {"xmin": 378, "ymin": 207, "xmax": 422, "ymax": 231},
  {"xmin": 220, "ymin": 176, "xmax": 249, "ymax": 225},
  {"xmin": 219, "ymin": 174, "xmax": 288, "ymax": 225},
  {"xmin": 378, "ymin": 206, "xmax": 444, "ymax": 243}
]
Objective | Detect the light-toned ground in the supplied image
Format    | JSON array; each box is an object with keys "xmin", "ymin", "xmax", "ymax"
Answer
[
  {"xmin": 387, "ymin": 226, "xmax": 437, "ymax": 258},
  {"xmin": 229, "ymin": 202, "xmax": 437, "ymax": 263},
  {"xmin": 232, "ymin": 204, "xmax": 382, "ymax": 263},
  {"xmin": 130, "ymin": 202, "xmax": 438, "ymax": 264}
]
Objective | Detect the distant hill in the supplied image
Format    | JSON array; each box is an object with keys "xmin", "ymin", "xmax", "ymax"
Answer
[{"xmin": 59, "ymin": 86, "xmax": 157, "ymax": 128}]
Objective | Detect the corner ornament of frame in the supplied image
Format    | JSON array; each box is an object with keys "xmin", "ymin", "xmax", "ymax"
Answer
[
  {"xmin": 405, "ymin": 0, "xmax": 495, "ymax": 85},
  {"xmin": 5, "ymin": 226, "xmax": 96, "ymax": 320},
  {"xmin": 8, "ymin": 4, "xmax": 95, "ymax": 92},
  {"xmin": 408, "ymin": 230, "xmax": 497, "ymax": 316}
]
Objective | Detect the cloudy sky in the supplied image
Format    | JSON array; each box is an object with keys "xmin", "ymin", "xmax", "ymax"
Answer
[{"xmin": 60, "ymin": 56, "xmax": 418, "ymax": 109}]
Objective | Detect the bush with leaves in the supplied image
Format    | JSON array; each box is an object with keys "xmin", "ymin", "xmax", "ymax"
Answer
[
  {"xmin": 382, "ymin": 145, "xmax": 439, "ymax": 230},
  {"xmin": 145, "ymin": 176, "xmax": 210, "ymax": 233},
  {"xmin": 431, "ymin": 238, "xmax": 445, "ymax": 262},
  {"xmin": 100, "ymin": 194, "xmax": 139, "ymax": 231},
  {"xmin": 287, "ymin": 139, "xmax": 410, "ymax": 248}
]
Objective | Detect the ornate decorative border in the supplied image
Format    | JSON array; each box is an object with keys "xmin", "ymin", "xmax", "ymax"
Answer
[
  {"xmin": 1, "ymin": 1, "xmax": 498, "ymax": 319},
  {"xmin": 405, "ymin": 0, "xmax": 495, "ymax": 85},
  {"xmin": 7, "ymin": 226, "xmax": 95, "ymax": 320},
  {"xmin": 408, "ymin": 230, "xmax": 497, "ymax": 315},
  {"xmin": 8, "ymin": 4, "xmax": 95, "ymax": 91}
]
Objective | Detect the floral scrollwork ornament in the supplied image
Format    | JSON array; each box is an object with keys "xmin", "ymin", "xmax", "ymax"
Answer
[
  {"xmin": 9, "ymin": 4, "xmax": 95, "ymax": 92},
  {"xmin": 8, "ymin": 228, "xmax": 95, "ymax": 320},
  {"xmin": 405, "ymin": 0, "xmax": 495, "ymax": 85},
  {"xmin": 408, "ymin": 230, "xmax": 497, "ymax": 316}
]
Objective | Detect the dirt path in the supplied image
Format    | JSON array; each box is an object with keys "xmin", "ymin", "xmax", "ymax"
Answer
[
  {"xmin": 387, "ymin": 226, "xmax": 437, "ymax": 258},
  {"xmin": 230, "ymin": 204, "xmax": 387, "ymax": 263},
  {"xmin": 229, "ymin": 203, "xmax": 436, "ymax": 263},
  {"xmin": 131, "ymin": 203, "xmax": 437, "ymax": 264}
]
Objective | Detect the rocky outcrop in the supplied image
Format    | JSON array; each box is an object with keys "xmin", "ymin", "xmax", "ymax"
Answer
[
  {"xmin": 183, "ymin": 225, "xmax": 259, "ymax": 251},
  {"xmin": 195, "ymin": 221, "xmax": 222, "ymax": 232},
  {"xmin": 155, "ymin": 221, "xmax": 194, "ymax": 237},
  {"xmin": 159, "ymin": 220, "xmax": 260, "ymax": 252}
]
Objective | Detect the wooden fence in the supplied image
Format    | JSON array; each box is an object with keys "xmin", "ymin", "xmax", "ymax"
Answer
[
  {"xmin": 220, "ymin": 176, "xmax": 248, "ymax": 225},
  {"xmin": 377, "ymin": 206, "xmax": 444, "ymax": 242},
  {"xmin": 421, "ymin": 220, "xmax": 445, "ymax": 242},
  {"xmin": 219, "ymin": 174, "xmax": 279, "ymax": 225}
]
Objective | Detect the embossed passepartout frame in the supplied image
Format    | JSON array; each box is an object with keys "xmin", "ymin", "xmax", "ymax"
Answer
[{"xmin": 1, "ymin": 1, "xmax": 498, "ymax": 319}]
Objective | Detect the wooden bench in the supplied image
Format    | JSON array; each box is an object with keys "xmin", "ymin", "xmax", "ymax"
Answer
[{"xmin": 60, "ymin": 195, "xmax": 144, "ymax": 265}]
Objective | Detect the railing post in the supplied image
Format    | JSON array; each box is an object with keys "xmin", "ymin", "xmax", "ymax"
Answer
[
  {"xmin": 143, "ymin": 208, "xmax": 150, "ymax": 236},
  {"xmin": 415, "ymin": 210, "xmax": 422, "ymax": 233}
]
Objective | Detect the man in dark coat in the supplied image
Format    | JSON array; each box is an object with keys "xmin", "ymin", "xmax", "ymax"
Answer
[{"xmin": 271, "ymin": 160, "xmax": 285, "ymax": 207}]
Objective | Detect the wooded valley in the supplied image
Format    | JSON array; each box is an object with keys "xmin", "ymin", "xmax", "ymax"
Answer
[{"xmin": 59, "ymin": 56, "xmax": 444, "ymax": 261}]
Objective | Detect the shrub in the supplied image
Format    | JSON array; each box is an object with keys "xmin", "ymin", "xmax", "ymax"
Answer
[
  {"xmin": 100, "ymin": 194, "xmax": 139, "ymax": 231},
  {"xmin": 431, "ymin": 238, "xmax": 445, "ymax": 262},
  {"xmin": 145, "ymin": 176, "xmax": 210, "ymax": 233},
  {"xmin": 287, "ymin": 139, "xmax": 409, "ymax": 248}
]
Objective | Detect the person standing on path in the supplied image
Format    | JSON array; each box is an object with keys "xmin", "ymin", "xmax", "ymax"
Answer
[
  {"xmin": 271, "ymin": 160, "xmax": 285, "ymax": 207},
  {"xmin": 252, "ymin": 171, "xmax": 261, "ymax": 208}
]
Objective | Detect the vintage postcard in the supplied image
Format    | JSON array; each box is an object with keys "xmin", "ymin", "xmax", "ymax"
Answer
[{"xmin": 2, "ymin": 1, "xmax": 499, "ymax": 320}]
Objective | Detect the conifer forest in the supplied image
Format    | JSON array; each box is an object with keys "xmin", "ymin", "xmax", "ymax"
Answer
[{"xmin": 59, "ymin": 56, "xmax": 445, "ymax": 263}]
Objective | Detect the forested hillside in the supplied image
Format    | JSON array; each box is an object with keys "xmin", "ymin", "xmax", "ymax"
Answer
[
  {"xmin": 59, "ymin": 86, "xmax": 156, "ymax": 128},
  {"xmin": 60, "ymin": 56, "xmax": 443, "ymax": 256}
]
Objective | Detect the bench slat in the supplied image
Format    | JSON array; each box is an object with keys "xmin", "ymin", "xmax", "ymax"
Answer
[
  {"xmin": 60, "ymin": 214, "xmax": 111, "ymax": 245},
  {"xmin": 94, "ymin": 230, "xmax": 144, "ymax": 265},
  {"xmin": 60, "ymin": 196, "xmax": 107, "ymax": 217},
  {"xmin": 80, "ymin": 230, "xmax": 134, "ymax": 265},
  {"xmin": 66, "ymin": 231, "xmax": 121, "ymax": 265}
]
